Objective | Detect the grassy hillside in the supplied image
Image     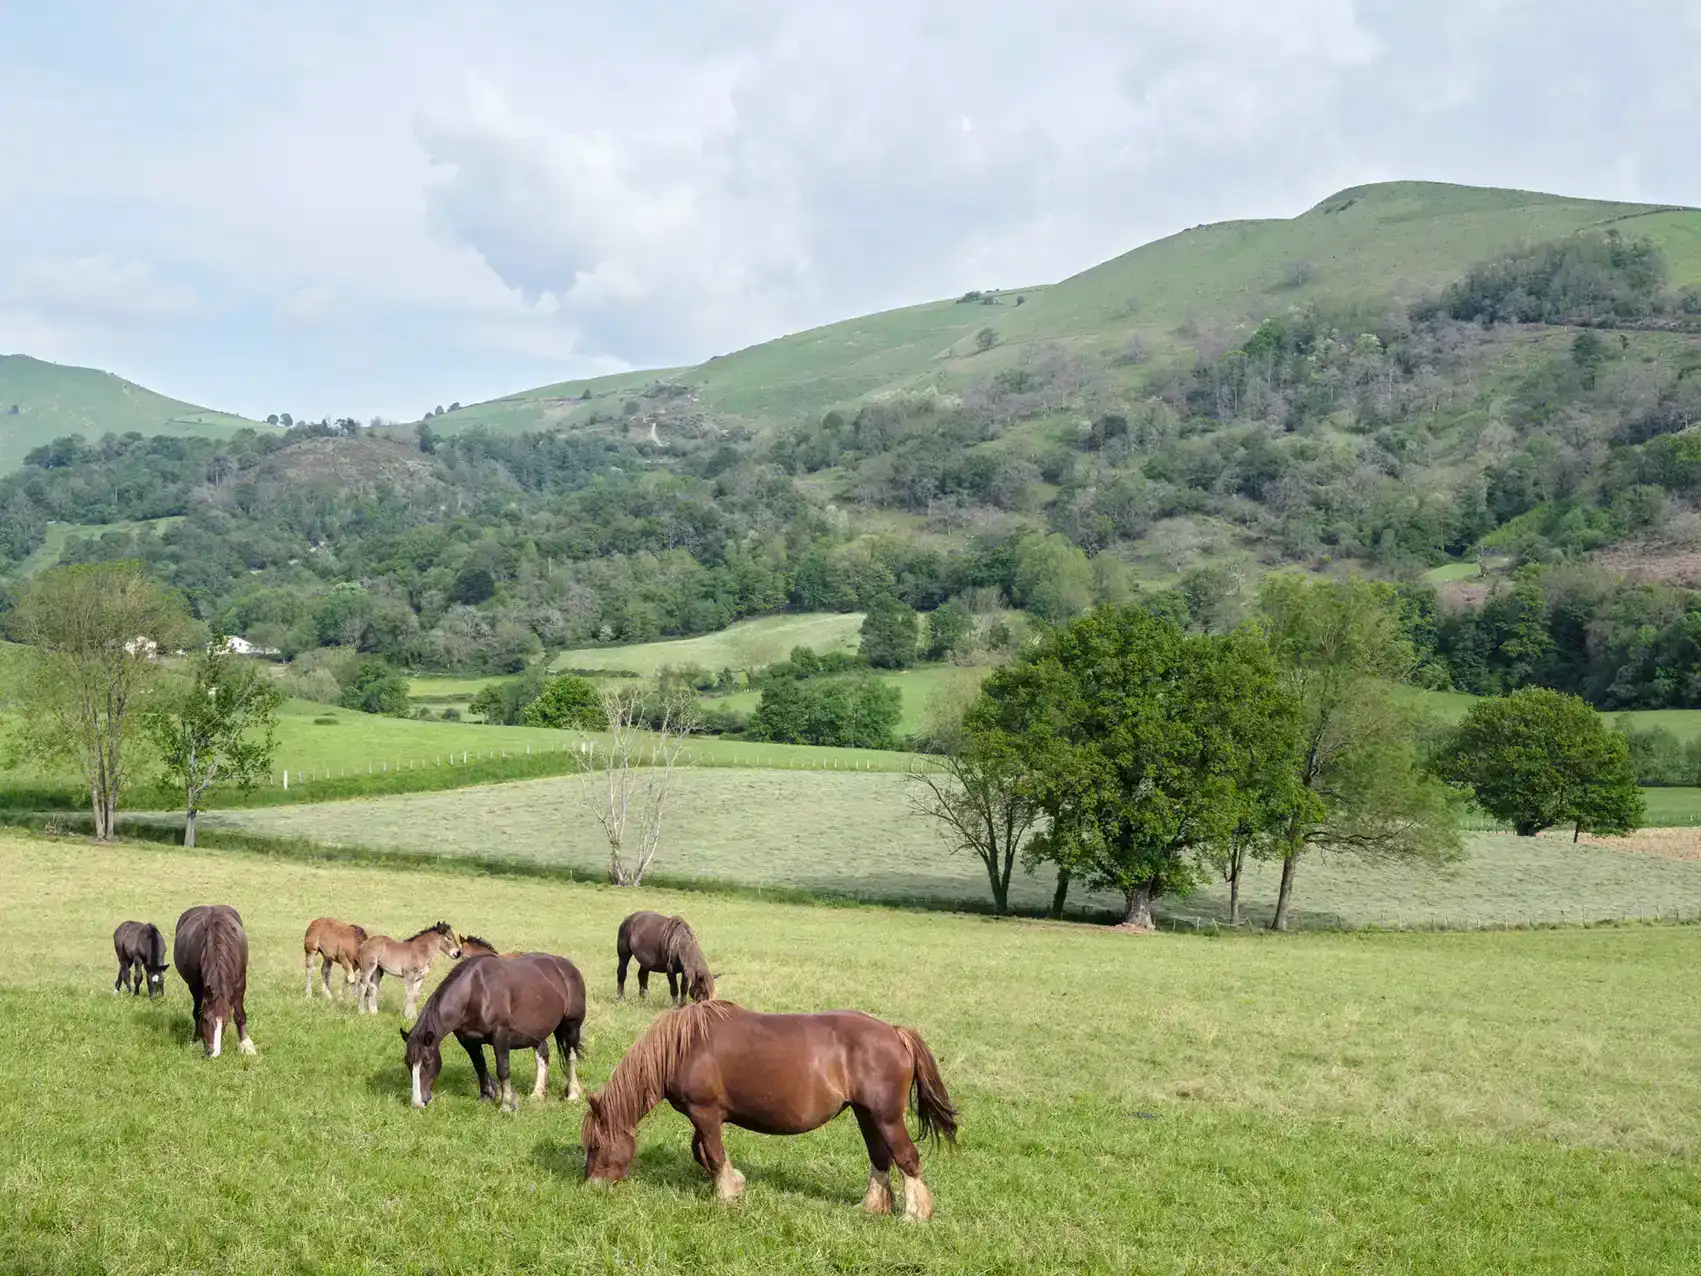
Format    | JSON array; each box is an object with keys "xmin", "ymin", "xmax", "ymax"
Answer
[
  {"xmin": 0, "ymin": 354, "xmax": 259, "ymax": 473},
  {"xmin": 4, "ymin": 836, "xmax": 1698, "ymax": 1271},
  {"xmin": 429, "ymin": 182, "xmax": 1701, "ymax": 439}
]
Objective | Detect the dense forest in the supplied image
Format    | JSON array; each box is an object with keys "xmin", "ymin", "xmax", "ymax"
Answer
[{"xmin": 5, "ymin": 229, "xmax": 1701, "ymax": 710}]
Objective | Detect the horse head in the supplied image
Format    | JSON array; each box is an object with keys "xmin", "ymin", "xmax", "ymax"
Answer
[
  {"xmin": 145, "ymin": 964, "xmax": 167, "ymax": 999},
  {"xmin": 400, "ymin": 1024, "xmax": 443, "ymax": 1108},
  {"xmin": 433, "ymin": 922, "xmax": 462, "ymax": 960},
  {"xmin": 581, "ymin": 1094, "xmax": 635, "ymax": 1183}
]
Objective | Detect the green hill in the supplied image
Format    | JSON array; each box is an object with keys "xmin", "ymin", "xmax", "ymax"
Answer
[
  {"xmin": 428, "ymin": 181, "xmax": 1701, "ymax": 438},
  {"xmin": 0, "ymin": 354, "xmax": 259, "ymax": 473}
]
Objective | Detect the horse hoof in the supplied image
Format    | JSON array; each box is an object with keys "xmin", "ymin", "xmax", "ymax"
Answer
[{"xmin": 238, "ymin": 1038, "xmax": 257, "ymax": 1056}]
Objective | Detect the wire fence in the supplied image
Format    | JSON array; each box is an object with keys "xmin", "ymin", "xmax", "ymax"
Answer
[{"xmin": 1160, "ymin": 905, "xmax": 1701, "ymax": 935}]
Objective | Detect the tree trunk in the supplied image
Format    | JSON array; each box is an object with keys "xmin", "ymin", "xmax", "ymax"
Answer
[
  {"xmin": 1120, "ymin": 880, "xmax": 1156, "ymax": 931},
  {"xmin": 1049, "ymin": 866, "xmax": 1071, "ymax": 920},
  {"xmin": 184, "ymin": 807, "xmax": 198, "ymax": 849},
  {"xmin": 1573, "ymin": 820, "xmax": 1582, "ymax": 843},
  {"xmin": 1271, "ymin": 852, "xmax": 1301, "ymax": 931},
  {"xmin": 1228, "ymin": 861, "xmax": 1241, "ymax": 926},
  {"xmin": 986, "ymin": 857, "xmax": 1009, "ymax": 915}
]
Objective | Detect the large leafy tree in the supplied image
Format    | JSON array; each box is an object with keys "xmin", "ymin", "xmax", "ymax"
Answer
[
  {"xmin": 8, "ymin": 561, "xmax": 189, "ymax": 839},
  {"xmin": 859, "ymin": 595, "xmax": 919, "ymax": 669},
  {"xmin": 147, "ymin": 634, "xmax": 283, "ymax": 847},
  {"xmin": 1258, "ymin": 576, "xmax": 1461, "ymax": 930},
  {"xmin": 1437, "ymin": 687, "xmax": 1643, "ymax": 839},
  {"xmin": 989, "ymin": 605, "xmax": 1307, "ymax": 929},
  {"xmin": 522, "ymin": 674, "xmax": 604, "ymax": 729}
]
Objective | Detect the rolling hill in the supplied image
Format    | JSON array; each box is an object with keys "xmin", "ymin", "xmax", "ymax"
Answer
[
  {"xmin": 0, "ymin": 353, "xmax": 260, "ymax": 473},
  {"xmin": 426, "ymin": 181, "xmax": 1701, "ymax": 439}
]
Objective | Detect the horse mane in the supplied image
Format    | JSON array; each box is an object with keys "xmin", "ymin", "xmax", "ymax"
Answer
[
  {"xmin": 661, "ymin": 917, "xmax": 706, "ymax": 973},
  {"xmin": 405, "ymin": 921, "xmax": 453, "ymax": 942},
  {"xmin": 460, "ymin": 934, "xmax": 497, "ymax": 954},
  {"xmin": 589, "ymin": 1000, "xmax": 743, "ymax": 1134},
  {"xmin": 350, "ymin": 923, "xmax": 368, "ymax": 943},
  {"xmin": 197, "ymin": 909, "xmax": 247, "ymax": 1010},
  {"xmin": 145, "ymin": 924, "xmax": 167, "ymax": 968}
]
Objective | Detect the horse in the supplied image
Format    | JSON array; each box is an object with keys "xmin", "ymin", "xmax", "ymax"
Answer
[
  {"xmin": 458, "ymin": 934, "xmax": 500, "ymax": 958},
  {"xmin": 616, "ymin": 910, "xmax": 717, "ymax": 1005},
  {"xmin": 302, "ymin": 917, "xmax": 367, "ymax": 1001},
  {"xmin": 113, "ymin": 920, "xmax": 168, "ymax": 998},
  {"xmin": 582, "ymin": 1001, "xmax": 957, "ymax": 1220},
  {"xmin": 399, "ymin": 952, "xmax": 586, "ymax": 1112},
  {"xmin": 173, "ymin": 904, "xmax": 255, "ymax": 1057},
  {"xmin": 356, "ymin": 922, "xmax": 462, "ymax": 1019}
]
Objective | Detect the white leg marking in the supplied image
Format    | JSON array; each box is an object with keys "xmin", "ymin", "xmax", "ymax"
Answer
[
  {"xmin": 411, "ymin": 1063, "xmax": 424, "ymax": 1108},
  {"xmin": 238, "ymin": 1034, "xmax": 256, "ymax": 1056},
  {"xmin": 566, "ymin": 1051, "xmax": 581, "ymax": 1101},
  {"xmin": 715, "ymin": 1160, "xmax": 746, "ymax": 1202},
  {"xmin": 532, "ymin": 1049, "xmax": 548, "ymax": 1100},
  {"xmin": 501, "ymin": 1078, "xmax": 516, "ymax": 1113},
  {"xmin": 901, "ymin": 1172, "xmax": 934, "ymax": 1222},
  {"xmin": 862, "ymin": 1170, "xmax": 894, "ymax": 1214},
  {"xmin": 210, "ymin": 1018, "xmax": 223, "ymax": 1058}
]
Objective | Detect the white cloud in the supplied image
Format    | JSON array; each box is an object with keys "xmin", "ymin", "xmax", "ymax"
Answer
[{"xmin": 10, "ymin": 256, "xmax": 200, "ymax": 322}]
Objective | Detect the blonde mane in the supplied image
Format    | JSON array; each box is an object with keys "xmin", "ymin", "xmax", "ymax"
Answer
[{"xmin": 586, "ymin": 1000, "xmax": 744, "ymax": 1137}]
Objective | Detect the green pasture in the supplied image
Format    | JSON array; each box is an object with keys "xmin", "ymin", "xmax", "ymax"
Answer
[
  {"xmin": 2, "ymin": 835, "xmax": 1697, "ymax": 1273},
  {"xmin": 196, "ymin": 770, "xmax": 1701, "ymax": 928},
  {"xmin": 551, "ymin": 613, "xmax": 865, "ymax": 675},
  {"xmin": 706, "ymin": 663, "xmax": 987, "ymax": 735}
]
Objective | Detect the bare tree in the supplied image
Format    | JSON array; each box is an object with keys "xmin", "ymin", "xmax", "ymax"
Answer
[{"xmin": 581, "ymin": 684, "xmax": 699, "ymax": 886}]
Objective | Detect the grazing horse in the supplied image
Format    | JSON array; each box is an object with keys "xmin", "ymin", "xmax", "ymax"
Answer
[
  {"xmin": 399, "ymin": 952, "xmax": 586, "ymax": 1112},
  {"xmin": 113, "ymin": 920, "xmax": 168, "ymax": 998},
  {"xmin": 173, "ymin": 904, "xmax": 255, "ymax": 1057},
  {"xmin": 356, "ymin": 922, "xmax": 462, "ymax": 1019},
  {"xmin": 582, "ymin": 1001, "xmax": 957, "ymax": 1219},
  {"xmin": 302, "ymin": 917, "xmax": 367, "ymax": 1000},
  {"xmin": 616, "ymin": 910, "xmax": 717, "ymax": 1005}
]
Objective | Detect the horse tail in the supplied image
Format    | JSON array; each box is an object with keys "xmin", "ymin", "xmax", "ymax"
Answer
[{"xmin": 896, "ymin": 1027, "xmax": 958, "ymax": 1146}]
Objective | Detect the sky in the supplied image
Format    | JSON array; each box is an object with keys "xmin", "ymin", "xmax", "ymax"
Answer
[{"xmin": 1, "ymin": 0, "xmax": 1697, "ymax": 423}]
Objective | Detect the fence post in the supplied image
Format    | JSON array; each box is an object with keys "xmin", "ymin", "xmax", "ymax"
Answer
[{"xmin": 282, "ymin": 771, "xmax": 288, "ymax": 790}]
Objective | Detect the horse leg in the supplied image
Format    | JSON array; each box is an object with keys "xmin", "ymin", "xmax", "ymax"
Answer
[
  {"xmin": 852, "ymin": 1106, "xmax": 896, "ymax": 1215},
  {"xmin": 878, "ymin": 1118, "xmax": 933, "ymax": 1222},
  {"xmin": 531, "ymin": 1040, "xmax": 550, "ymax": 1100},
  {"xmin": 616, "ymin": 949, "xmax": 630, "ymax": 1000},
  {"xmin": 688, "ymin": 1112, "xmax": 744, "ymax": 1202},
  {"xmin": 365, "ymin": 969, "xmax": 383, "ymax": 1014},
  {"xmin": 637, "ymin": 967, "xmax": 650, "ymax": 1000},
  {"xmin": 131, "ymin": 958, "xmax": 144, "ymax": 996},
  {"xmin": 320, "ymin": 956, "xmax": 335, "ymax": 999},
  {"xmin": 189, "ymin": 992, "xmax": 204, "ymax": 1046},
  {"xmin": 403, "ymin": 975, "xmax": 422, "ymax": 1023},
  {"xmin": 494, "ymin": 1045, "xmax": 517, "ymax": 1113},
  {"xmin": 459, "ymin": 1035, "xmax": 495, "ymax": 1101},
  {"xmin": 666, "ymin": 967, "xmax": 680, "ymax": 1006},
  {"xmin": 556, "ymin": 1022, "xmax": 582, "ymax": 1101},
  {"xmin": 235, "ymin": 997, "xmax": 256, "ymax": 1055},
  {"xmin": 304, "ymin": 949, "xmax": 315, "ymax": 998}
]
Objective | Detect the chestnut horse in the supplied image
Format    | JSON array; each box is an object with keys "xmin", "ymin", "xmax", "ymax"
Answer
[
  {"xmin": 356, "ymin": 922, "xmax": 462, "ymax": 1019},
  {"xmin": 113, "ymin": 920, "xmax": 168, "ymax": 998},
  {"xmin": 582, "ymin": 1001, "xmax": 957, "ymax": 1219},
  {"xmin": 458, "ymin": 934, "xmax": 500, "ymax": 958},
  {"xmin": 173, "ymin": 904, "xmax": 254, "ymax": 1057},
  {"xmin": 616, "ymin": 910, "xmax": 716, "ymax": 1005},
  {"xmin": 303, "ymin": 917, "xmax": 367, "ymax": 1000},
  {"xmin": 399, "ymin": 952, "xmax": 586, "ymax": 1112}
]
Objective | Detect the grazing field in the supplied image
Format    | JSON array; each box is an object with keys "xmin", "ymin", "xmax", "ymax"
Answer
[
  {"xmin": 706, "ymin": 663, "xmax": 987, "ymax": 735},
  {"xmin": 551, "ymin": 613, "xmax": 865, "ymax": 675},
  {"xmin": 2, "ymin": 836, "xmax": 1698, "ymax": 1273},
  {"xmin": 200, "ymin": 771, "xmax": 1701, "ymax": 927}
]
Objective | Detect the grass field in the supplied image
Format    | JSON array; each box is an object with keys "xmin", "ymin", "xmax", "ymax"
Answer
[
  {"xmin": 552, "ymin": 614, "xmax": 865, "ymax": 675},
  {"xmin": 707, "ymin": 664, "xmax": 987, "ymax": 735},
  {"xmin": 2, "ymin": 834, "xmax": 1698, "ymax": 1273},
  {"xmin": 10, "ymin": 516, "xmax": 186, "ymax": 578},
  {"xmin": 197, "ymin": 771, "xmax": 1701, "ymax": 927}
]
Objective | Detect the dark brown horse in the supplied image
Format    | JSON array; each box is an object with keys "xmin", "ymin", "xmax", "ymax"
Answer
[
  {"xmin": 400, "ymin": 952, "xmax": 586, "ymax": 1112},
  {"xmin": 113, "ymin": 920, "xmax": 168, "ymax": 998},
  {"xmin": 303, "ymin": 917, "xmax": 367, "ymax": 1001},
  {"xmin": 616, "ymin": 910, "xmax": 716, "ymax": 1005},
  {"xmin": 173, "ymin": 904, "xmax": 254, "ymax": 1058},
  {"xmin": 582, "ymin": 1001, "xmax": 957, "ymax": 1219}
]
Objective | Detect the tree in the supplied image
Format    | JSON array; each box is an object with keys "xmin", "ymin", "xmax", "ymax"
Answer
[
  {"xmin": 450, "ymin": 565, "xmax": 497, "ymax": 606},
  {"xmin": 1257, "ymin": 576, "xmax": 1462, "ymax": 930},
  {"xmin": 265, "ymin": 414, "xmax": 280, "ymax": 426},
  {"xmin": 1571, "ymin": 330, "xmax": 1608, "ymax": 389},
  {"xmin": 1012, "ymin": 533, "xmax": 1094, "ymax": 623},
  {"xmin": 340, "ymin": 658, "xmax": 410, "ymax": 715},
  {"xmin": 8, "ymin": 562, "xmax": 188, "ymax": 840},
  {"xmin": 992, "ymin": 606, "xmax": 1306, "ymax": 929},
  {"xmin": 747, "ymin": 675, "xmax": 901, "ymax": 749},
  {"xmin": 523, "ymin": 674, "xmax": 605, "ymax": 729},
  {"xmin": 1437, "ymin": 687, "xmax": 1643, "ymax": 840},
  {"xmin": 975, "ymin": 327, "xmax": 997, "ymax": 353},
  {"xmin": 468, "ymin": 667, "xmax": 546, "ymax": 725},
  {"xmin": 909, "ymin": 679, "xmax": 1045, "ymax": 913},
  {"xmin": 860, "ymin": 595, "xmax": 919, "ymax": 669},
  {"xmin": 925, "ymin": 601, "xmax": 972, "ymax": 661},
  {"xmin": 580, "ymin": 684, "xmax": 698, "ymax": 886},
  {"xmin": 146, "ymin": 636, "xmax": 282, "ymax": 846}
]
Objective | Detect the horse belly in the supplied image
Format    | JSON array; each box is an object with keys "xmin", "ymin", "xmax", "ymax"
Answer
[{"xmin": 704, "ymin": 1054, "xmax": 850, "ymax": 1135}]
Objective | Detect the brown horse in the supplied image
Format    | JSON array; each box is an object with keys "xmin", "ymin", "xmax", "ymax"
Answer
[
  {"xmin": 173, "ymin": 904, "xmax": 254, "ymax": 1057},
  {"xmin": 616, "ymin": 910, "xmax": 717, "ymax": 1005},
  {"xmin": 357, "ymin": 922, "xmax": 462, "ymax": 1019},
  {"xmin": 399, "ymin": 952, "xmax": 586, "ymax": 1112},
  {"xmin": 113, "ymin": 920, "xmax": 168, "ymax": 998},
  {"xmin": 302, "ymin": 917, "xmax": 367, "ymax": 1001},
  {"xmin": 582, "ymin": 1001, "xmax": 956, "ymax": 1219},
  {"xmin": 458, "ymin": 934, "xmax": 500, "ymax": 958}
]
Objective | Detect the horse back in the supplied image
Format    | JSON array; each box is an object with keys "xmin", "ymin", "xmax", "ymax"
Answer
[
  {"xmin": 174, "ymin": 904, "xmax": 249, "ymax": 1003},
  {"xmin": 431, "ymin": 952, "xmax": 584, "ymax": 1040}
]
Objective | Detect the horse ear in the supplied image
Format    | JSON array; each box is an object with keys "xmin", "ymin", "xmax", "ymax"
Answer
[{"xmin": 398, "ymin": 1028, "xmax": 410, "ymax": 1044}]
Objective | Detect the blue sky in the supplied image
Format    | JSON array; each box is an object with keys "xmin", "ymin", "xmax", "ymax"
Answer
[{"xmin": 1, "ymin": 0, "xmax": 1697, "ymax": 422}]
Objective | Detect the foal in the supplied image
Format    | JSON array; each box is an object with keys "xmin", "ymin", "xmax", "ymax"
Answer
[
  {"xmin": 616, "ymin": 910, "xmax": 717, "ymax": 1005},
  {"xmin": 113, "ymin": 920, "xmax": 168, "ymax": 998},
  {"xmin": 303, "ymin": 917, "xmax": 367, "ymax": 1001},
  {"xmin": 356, "ymin": 922, "xmax": 462, "ymax": 1019}
]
